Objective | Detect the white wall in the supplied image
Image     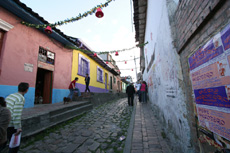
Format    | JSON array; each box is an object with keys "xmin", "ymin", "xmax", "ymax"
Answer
[{"xmin": 143, "ymin": 0, "xmax": 193, "ymax": 152}]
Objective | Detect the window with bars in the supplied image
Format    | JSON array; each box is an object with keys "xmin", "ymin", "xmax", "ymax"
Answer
[
  {"xmin": 97, "ymin": 66, "xmax": 103, "ymax": 83},
  {"xmin": 38, "ymin": 47, "xmax": 55, "ymax": 65},
  {"xmin": 78, "ymin": 53, "xmax": 90, "ymax": 76}
]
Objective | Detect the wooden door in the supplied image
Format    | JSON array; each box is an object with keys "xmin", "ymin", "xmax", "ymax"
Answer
[{"xmin": 43, "ymin": 70, "xmax": 53, "ymax": 104}]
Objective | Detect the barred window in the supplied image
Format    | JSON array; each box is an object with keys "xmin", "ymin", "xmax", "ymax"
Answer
[
  {"xmin": 38, "ymin": 47, "xmax": 55, "ymax": 65},
  {"xmin": 97, "ymin": 66, "xmax": 103, "ymax": 83},
  {"xmin": 78, "ymin": 53, "xmax": 90, "ymax": 76}
]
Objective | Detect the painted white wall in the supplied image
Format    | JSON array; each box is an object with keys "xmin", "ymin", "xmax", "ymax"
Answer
[{"xmin": 143, "ymin": 0, "xmax": 193, "ymax": 152}]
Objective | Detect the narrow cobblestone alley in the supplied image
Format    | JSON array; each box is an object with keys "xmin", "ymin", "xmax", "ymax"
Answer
[
  {"xmin": 19, "ymin": 98, "xmax": 133, "ymax": 153},
  {"xmin": 6, "ymin": 97, "xmax": 173, "ymax": 153}
]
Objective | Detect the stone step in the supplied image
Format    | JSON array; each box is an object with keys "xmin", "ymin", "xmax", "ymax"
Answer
[
  {"xmin": 72, "ymin": 92, "xmax": 93, "ymax": 101},
  {"xmin": 21, "ymin": 101, "xmax": 93, "ymax": 138},
  {"xmin": 50, "ymin": 104, "xmax": 93, "ymax": 123},
  {"xmin": 49, "ymin": 101, "xmax": 91, "ymax": 116}
]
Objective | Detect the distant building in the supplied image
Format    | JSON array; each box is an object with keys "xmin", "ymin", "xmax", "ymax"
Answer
[
  {"xmin": 100, "ymin": 53, "xmax": 122, "ymax": 93},
  {"xmin": 124, "ymin": 76, "xmax": 133, "ymax": 83},
  {"xmin": 120, "ymin": 77, "xmax": 130, "ymax": 93}
]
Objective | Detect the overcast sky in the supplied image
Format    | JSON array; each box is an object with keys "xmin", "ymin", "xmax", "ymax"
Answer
[{"xmin": 20, "ymin": 0, "xmax": 141, "ymax": 81}]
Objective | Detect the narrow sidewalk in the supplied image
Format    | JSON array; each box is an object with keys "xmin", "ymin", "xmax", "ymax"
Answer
[{"xmin": 131, "ymin": 99, "xmax": 172, "ymax": 153}]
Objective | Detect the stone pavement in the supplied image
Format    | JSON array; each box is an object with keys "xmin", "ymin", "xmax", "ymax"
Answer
[
  {"xmin": 5, "ymin": 96, "xmax": 172, "ymax": 153},
  {"xmin": 18, "ymin": 98, "xmax": 133, "ymax": 153},
  {"xmin": 130, "ymin": 101, "xmax": 172, "ymax": 153}
]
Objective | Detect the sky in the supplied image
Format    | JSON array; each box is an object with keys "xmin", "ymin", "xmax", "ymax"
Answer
[{"xmin": 20, "ymin": 0, "xmax": 141, "ymax": 82}]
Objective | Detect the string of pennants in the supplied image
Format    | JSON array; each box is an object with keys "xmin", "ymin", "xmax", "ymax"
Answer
[
  {"xmin": 20, "ymin": 0, "xmax": 149, "ymax": 56},
  {"xmin": 118, "ymin": 67, "xmax": 140, "ymax": 71},
  {"xmin": 20, "ymin": 0, "xmax": 146, "ymax": 72},
  {"xmin": 66, "ymin": 42, "xmax": 148, "ymax": 56},
  {"xmin": 105, "ymin": 57, "xmax": 140, "ymax": 62},
  {"xmin": 21, "ymin": 0, "xmax": 113, "ymax": 29}
]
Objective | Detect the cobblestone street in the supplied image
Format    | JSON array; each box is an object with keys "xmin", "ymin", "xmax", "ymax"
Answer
[{"xmin": 19, "ymin": 98, "xmax": 133, "ymax": 153}]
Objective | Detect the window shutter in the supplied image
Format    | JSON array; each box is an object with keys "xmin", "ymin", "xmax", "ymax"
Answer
[
  {"xmin": 100, "ymin": 70, "xmax": 102, "ymax": 82},
  {"xmin": 87, "ymin": 62, "xmax": 90, "ymax": 76},
  {"xmin": 82, "ymin": 60, "xmax": 86, "ymax": 75},
  {"xmin": 86, "ymin": 62, "xmax": 89, "ymax": 76},
  {"xmin": 78, "ymin": 54, "xmax": 82, "ymax": 75},
  {"xmin": 102, "ymin": 71, "xmax": 104, "ymax": 83},
  {"xmin": 97, "ymin": 66, "xmax": 99, "ymax": 81}
]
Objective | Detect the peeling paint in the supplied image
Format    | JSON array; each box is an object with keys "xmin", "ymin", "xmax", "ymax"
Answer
[{"xmin": 142, "ymin": 0, "xmax": 192, "ymax": 152}]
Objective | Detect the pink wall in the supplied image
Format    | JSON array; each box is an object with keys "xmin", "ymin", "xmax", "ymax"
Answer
[{"xmin": 0, "ymin": 7, "xmax": 72, "ymax": 89}]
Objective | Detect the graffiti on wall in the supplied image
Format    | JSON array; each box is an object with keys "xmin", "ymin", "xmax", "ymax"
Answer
[
  {"xmin": 147, "ymin": 64, "xmax": 159, "ymax": 91},
  {"xmin": 166, "ymin": 86, "xmax": 177, "ymax": 98},
  {"xmin": 147, "ymin": 52, "xmax": 162, "ymax": 92},
  {"xmin": 163, "ymin": 61, "xmax": 181, "ymax": 98},
  {"xmin": 189, "ymin": 23, "xmax": 230, "ymax": 150}
]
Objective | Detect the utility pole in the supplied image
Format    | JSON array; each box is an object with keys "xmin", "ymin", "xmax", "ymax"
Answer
[{"xmin": 134, "ymin": 55, "xmax": 138, "ymax": 82}]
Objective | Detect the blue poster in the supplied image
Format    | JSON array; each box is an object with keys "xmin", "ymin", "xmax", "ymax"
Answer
[
  {"xmin": 194, "ymin": 86, "xmax": 230, "ymax": 108},
  {"xmin": 189, "ymin": 41, "xmax": 223, "ymax": 70}
]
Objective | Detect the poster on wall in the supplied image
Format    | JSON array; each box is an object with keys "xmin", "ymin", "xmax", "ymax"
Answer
[{"xmin": 188, "ymin": 23, "xmax": 230, "ymax": 149}]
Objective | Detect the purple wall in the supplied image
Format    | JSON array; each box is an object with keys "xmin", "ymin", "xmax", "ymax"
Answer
[{"xmin": 76, "ymin": 83, "xmax": 109, "ymax": 93}]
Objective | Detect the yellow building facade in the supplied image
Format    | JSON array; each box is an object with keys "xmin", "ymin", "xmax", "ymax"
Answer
[{"xmin": 71, "ymin": 50, "xmax": 110, "ymax": 92}]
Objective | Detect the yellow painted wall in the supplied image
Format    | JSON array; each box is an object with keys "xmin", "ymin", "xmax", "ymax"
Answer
[{"xmin": 72, "ymin": 50, "xmax": 109, "ymax": 89}]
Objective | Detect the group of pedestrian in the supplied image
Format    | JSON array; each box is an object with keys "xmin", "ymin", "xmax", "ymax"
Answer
[
  {"xmin": 126, "ymin": 80, "xmax": 148, "ymax": 106},
  {"xmin": 139, "ymin": 81, "xmax": 148, "ymax": 103},
  {"xmin": 68, "ymin": 74, "xmax": 91, "ymax": 101},
  {"xmin": 0, "ymin": 82, "xmax": 29, "ymax": 153}
]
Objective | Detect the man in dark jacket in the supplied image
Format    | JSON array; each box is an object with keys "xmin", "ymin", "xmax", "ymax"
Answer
[
  {"xmin": 126, "ymin": 83, "xmax": 136, "ymax": 106},
  {"xmin": 85, "ymin": 74, "xmax": 90, "ymax": 92}
]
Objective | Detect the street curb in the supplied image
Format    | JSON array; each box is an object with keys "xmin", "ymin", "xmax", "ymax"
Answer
[{"xmin": 123, "ymin": 96, "xmax": 136, "ymax": 153}]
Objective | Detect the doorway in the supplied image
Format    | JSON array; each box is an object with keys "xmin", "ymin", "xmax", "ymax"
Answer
[
  {"xmin": 105, "ymin": 73, "xmax": 108, "ymax": 91},
  {"xmin": 117, "ymin": 81, "xmax": 120, "ymax": 92},
  {"xmin": 35, "ymin": 68, "xmax": 53, "ymax": 104},
  {"xmin": 110, "ymin": 76, "xmax": 112, "ymax": 90}
]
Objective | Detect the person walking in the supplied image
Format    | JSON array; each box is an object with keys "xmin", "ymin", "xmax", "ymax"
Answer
[
  {"xmin": 0, "ymin": 97, "xmax": 11, "ymax": 152},
  {"xmin": 144, "ymin": 81, "xmax": 148, "ymax": 99},
  {"xmin": 126, "ymin": 83, "xmax": 136, "ymax": 106},
  {"xmin": 6, "ymin": 82, "xmax": 29, "ymax": 153},
  {"xmin": 135, "ymin": 81, "xmax": 141, "ymax": 102},
  {"xmin": 85, "ymin": 74, "xmax": 90, "ymax": 92},
  {"xmin": 68, "ymin": 77, "xmax": 79, "ymax": 100},
  {"xmin": 140, "ymin": 81, "xmax": 147, "ymax": 103}
]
